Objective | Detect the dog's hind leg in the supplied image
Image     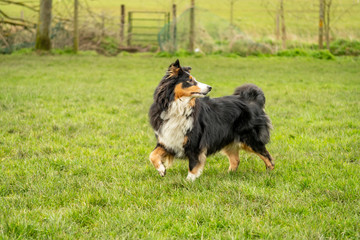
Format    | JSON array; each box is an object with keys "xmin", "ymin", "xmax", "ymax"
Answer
[
  {"xmin": 222, "ymin": 143, "xmax": 240, "ymax": 172},
  {"xmin": 149, "ymin": 146, "xmax": 174, "ymax": 177},
  {"xmin": 241, "ymin": 144, "xmax": 274, "ymax": 170},
  {"xmin": 256, "ymin": 148, "xmax": 274, "ymax": 170},
  {"xmin": 186, "ymin": 149, "xmax": 207, "ymax": 181}
]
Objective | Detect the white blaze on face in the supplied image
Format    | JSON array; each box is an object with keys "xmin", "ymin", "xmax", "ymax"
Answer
[
  {"xmin": 191, "ymin": 76, "xmax": 212, "ymax": 96},
  {"xmin": 197, "ymin": 80, "xmax": 211, "ymax": 95}
]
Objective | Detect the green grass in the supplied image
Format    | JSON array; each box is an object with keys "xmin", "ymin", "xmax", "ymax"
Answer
[{"xmin": 0, "ymin": 54, "xmax": 360, "ymax": 239}]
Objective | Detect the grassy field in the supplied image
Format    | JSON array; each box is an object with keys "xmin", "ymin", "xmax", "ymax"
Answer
[
  {"xmin": 0, "ymin": 54, "xmax": 360, "ymax": 239},
  {"xmin": 3, "ymin": 0, "xmax": 360, "ymax": 40}
]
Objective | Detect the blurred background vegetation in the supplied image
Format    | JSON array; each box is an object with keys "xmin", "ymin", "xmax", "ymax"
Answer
[{"xmin": 1, "ymin": 0, "xmax": 360, "ymax": 56}]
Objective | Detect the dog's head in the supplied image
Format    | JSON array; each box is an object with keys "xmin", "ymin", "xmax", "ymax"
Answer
[{"xmin": 153, "ymin": 59, "xmax": 212, "ymax": 109}]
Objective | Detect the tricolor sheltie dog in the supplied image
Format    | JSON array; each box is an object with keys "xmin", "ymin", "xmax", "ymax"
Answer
[{"xmin": 149, "ymin": 59, "xmax": 274, "ymax": 181}]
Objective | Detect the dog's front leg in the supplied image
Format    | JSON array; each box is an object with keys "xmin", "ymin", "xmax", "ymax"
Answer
[
  {"xmin": 186, "ymin": 150, "xmax": 207, "ymax": 181},
  {"xmin": 149, "ymin": 146, "xmax": 173, "ymax": 177}
]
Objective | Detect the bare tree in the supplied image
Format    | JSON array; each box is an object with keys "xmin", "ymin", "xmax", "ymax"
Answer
[
  {"xmin": 35, "ymin": 0, "xmax": 52, "ymax": 50},
  {"xmin": 0, "ymin": 0, "xmax": 37, "ymax": 28},
  {"xmin": 321, "ymin": 0, "xmax": 359, "ymax": 50},
  {"xmin": 0, "ymin": 0, "xmax": 38, "ymax": 12}
]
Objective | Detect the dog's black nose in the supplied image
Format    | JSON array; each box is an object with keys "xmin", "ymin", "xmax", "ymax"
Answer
[{"xmin": 208, "ymin": 86, "xmax": 212, "ymax": 92}]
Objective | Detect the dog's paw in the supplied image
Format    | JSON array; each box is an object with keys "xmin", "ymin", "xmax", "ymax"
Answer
[
  {"xmin": 186, "ymin": 171, "xmax": 202, "ymax": 181},
  {"xmin": 228, "ymin": 166, "xmax": 238, "ymax": 172},
  {"xmin": 157, "ymin": 164, "xmax": 166, "ymax": 177},
  {"xmin": 266, "ymin": 165, "xmax": 274, "ymax": 171},
  {"xmin": 186, "ymin": 173, "xmax": 196, "ymax": 181}
]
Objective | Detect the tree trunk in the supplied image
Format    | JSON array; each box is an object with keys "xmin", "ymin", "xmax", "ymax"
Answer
[{"xmin": 35, "ymin": 0, "xmax": 52, "ymax": 50}]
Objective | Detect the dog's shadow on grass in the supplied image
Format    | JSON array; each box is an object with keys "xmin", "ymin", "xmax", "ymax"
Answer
[
  {"xmin": 142, "ymin": 157, "xmax": 279, "ymax": 191},
  {"xmin": 162, "ymin": 165, "xmax": 278, "ymax": 191}
]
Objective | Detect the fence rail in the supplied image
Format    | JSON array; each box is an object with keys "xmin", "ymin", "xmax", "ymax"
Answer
[{"xmin": 126, "ymin": 10, "xmax": 170, "ymax": 46}]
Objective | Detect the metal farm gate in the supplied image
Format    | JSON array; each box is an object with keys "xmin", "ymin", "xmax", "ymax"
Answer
[{"xmin": 127, "ymin": 11, "xmax": 170, "ymax": 46}]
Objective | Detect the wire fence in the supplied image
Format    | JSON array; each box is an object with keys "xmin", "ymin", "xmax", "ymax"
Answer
[{"xmin": 1, "ymin": 0, "xmax": 360, "ymax": 54}]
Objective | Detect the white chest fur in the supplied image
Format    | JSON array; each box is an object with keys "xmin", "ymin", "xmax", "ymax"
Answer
[{"xmin": 156, "ymin": 97, "xmax": 194, "ymax": 157}]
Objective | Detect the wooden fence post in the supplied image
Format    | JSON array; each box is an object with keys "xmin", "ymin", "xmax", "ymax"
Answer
[
  {"xmin": 167, "ymin": 12, "xmax": 170, "ymax": 41},
  {"xmin": 73, "ymin": 0, "xmax": 79, "ymax": 53},
  {"xmin": 101, "ymin": 12, "xmax": 105, "ymax": 38},
  {"xmin": 120, "ymin": 4, "xmax": 125, "ymax": 45},
  {"xmin": 230, "ymin": 0, "xmax": 234, "ymax": 25},
  {"xmin": 324, "ymin": 0, "xmax": 332, "ymax": 50},
  {"xmin": 127, "ymin": 12, "xmax": 132, "ymax": 46},
  {"xmin": 275, "ymin": 11, "xmax": 280, "ymax": 41},
  {"xmin": 172, "ymin": 4, "xmax": 177, "ymax": 53},
  {"xmin": 279, "ymin": 0, "xmax": 286, "ymax": 49},
  {"xmin": 163, "ymin": 13, "xmax": 168, "ymax": 42},
  {"xmin": 319, "ymin": 0, "xmax": 324, "ymax": 49},
  {"xmin": 189, "ymin": 0, "xmax": 195, "ymax": 52}
]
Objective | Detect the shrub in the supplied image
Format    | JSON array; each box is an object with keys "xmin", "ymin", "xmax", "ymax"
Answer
[
  {"xmin": 330, "ymin": 39, "xmax": 360, "ymax": 56},
  {"xmin": 99, "ymin": 37, "xmax": 119, "ymax": 56},
  {"xmin": 229, "ymin": 37, "xmax": 273, "ymax": 56},
  {"xmin": 311, "ymin": 50, "xmax": 335, "ymax": 60},
  {"xmin": 12, "ymin": 48, "xmax": 34, "ymax": 55},
  {"xmin": 155, "ymin": 51, "xmax": 173, "ymax": 57},
  {"xmin": 277, "ymin": 49, "xmax": 335, "ymax": 60},
  {"xmin": 277, "ymin": 49, "xmax": 309, "ymax": 57}
]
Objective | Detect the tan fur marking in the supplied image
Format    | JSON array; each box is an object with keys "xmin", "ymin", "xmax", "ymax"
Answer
[
  {"xmin": 257, "ymin": 153, "xmax": 274, "ymax": 170},
  {"xmin": 222, "ymin": 143, "xmax": 240, "ymax": 172},
  {"xmin": 149, "ymin": 147, "xmax": 166, "ymax": 169},
  {"xmin": 240, "ymin": 143, "xmax": 274, "ymax": 170},
  {"xmin": 183, "ymin": 136, "xmax": 188, "ymax": 146},
  {"xmin": 240, "ymin": 143, "xmax": 254, "ymax": 153},
  {"xmin": 167, "ymin": 66, "xmax": 180, "ymax": 79},
  {"xmin": 149, "ymin": 147, "xmax": 174, "ymax": 169},
  {"xmin": 174, "ymin": 83, "xmax": 201, "ymax": 100},
  {"xmin": 189, "ymin": 98, "xmax": 196, "ymax": 107},
  {"xmin": 189, "ymin": 150, "xmax": 207, "ymax": 175}
]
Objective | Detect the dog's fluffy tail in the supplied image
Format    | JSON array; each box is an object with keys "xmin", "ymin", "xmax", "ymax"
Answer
[
  {"xmin": 234, "ymin": 84, "xmax": 272, "ymax": 145},
  {"xmin": 233, "ymin": 84, "xmax": 266, "ymax": 108}
]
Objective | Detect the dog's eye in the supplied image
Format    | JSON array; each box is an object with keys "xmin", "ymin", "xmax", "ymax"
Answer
[
  {"xmin": 187, "ymin": 77, "xmax": 195, "ymax": 84},
  {"xmin": 187, "ymin": 80, "xmax": 195, "ymax": 86}
]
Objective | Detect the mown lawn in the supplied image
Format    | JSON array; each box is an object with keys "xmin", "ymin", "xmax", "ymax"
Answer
[{"xmin": 0, "ymin": 54, "xmax": 359, "ymax": 239}]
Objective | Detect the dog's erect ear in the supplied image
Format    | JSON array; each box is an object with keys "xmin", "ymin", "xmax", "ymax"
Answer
[
  {"xmin": 167, "ymin": 59, "xmax": 183, "ymax": 79},
  {"xmin": 168, "ymin": 59, "xmax": 181, "ymax": 69},
  {"xmin": 173, "ymin": 59, "xmax": 180, "ymax": 68}
]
